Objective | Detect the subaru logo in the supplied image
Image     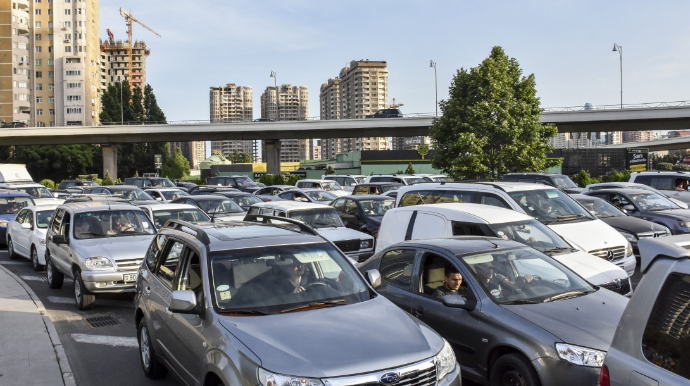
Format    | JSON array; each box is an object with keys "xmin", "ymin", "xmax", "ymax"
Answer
[
  {"xmin": 380, "ymin": 373, "xmax": 400, "ymax": 384},
  {"xmin": 606, "ymin": 250, "xmax": 615, "ymax": 261}
]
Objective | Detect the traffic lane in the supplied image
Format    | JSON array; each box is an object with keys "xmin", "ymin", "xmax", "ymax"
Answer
[{"xmin": 0, "ymin": 250, "xmax": 179, "ymax": 386}]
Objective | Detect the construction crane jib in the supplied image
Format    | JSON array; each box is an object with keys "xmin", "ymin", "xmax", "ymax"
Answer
[{"xmin": 119, "ymin": 8, "xmax": 161, "ymax": 86}]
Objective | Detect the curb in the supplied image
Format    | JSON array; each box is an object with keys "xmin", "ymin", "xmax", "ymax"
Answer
[{"xmin": 0, "ymin": 264, "xmax": 76, "ymax": 386}]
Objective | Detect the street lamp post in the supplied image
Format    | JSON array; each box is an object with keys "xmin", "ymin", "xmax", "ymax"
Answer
[
  {"xmin": 429, "ymin": 60, "xmax": 437, "ymax": 116},
  {"xmin": 612, "ymin": 44, "xmax": 623, "ymax": 109},
  {"xmin": 119, "ymin": 77, "xmax": 124, "ymax": 124},
  {"xmin": 270, "ymin": 71, "xmax": 278, "ymax": 121}
]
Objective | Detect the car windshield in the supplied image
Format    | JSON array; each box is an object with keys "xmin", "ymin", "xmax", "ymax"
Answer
[
  {"xmin": 403, "ymin": 177, "xmax": 427, "ymax": 184},
  {"xmin": 509, "ymin": 189, "xmax": 595, "ymax": 224},
  {"xmin": 305, "ymin": 190, "xmax": 337, "ymax": 202},
  {"xmin": 210, "ymin": 242, "xmax": 370, "ymax": 314},
  {"xmin": 151, "ymin": 208, "xmax": 210, "ymax": 229},
  {"xmin": 199, "ymin": 199, "xmax": 244, "ymax": 214},
  {"xmin": 487, "ymin": 219, "xmax": 572, "ymax": 253},
  {"xmin": 577, "ymin": 199, "xmax": 626, "ymax": 218},
  {"xmin": 74, "ymin": 210, "xmax": 155, "ymax": 239},
  {"xmin": 288, "ymin": 208, "xmax": 344, "ymax": 228},
  {"xmin": 151, "ymin": 179, "xmax": 176, "ymax": 187},
  {"xmin": 234, "ymin": 176, "xmax": 259, "ymax": 187},
  {"xmin": 380, "ymin": 185, "xmax": 400, "ymax": 193},
  {"xmin": 228, "ymin": 195, "xmax": 263, "ymax": 210},
  {"xmin": 36, "ymin": 210, "xmax": 53, "ymax": 228},
  {"xmin": 116, "ymin": 189, "xmax": 155, "ymax": 201},
  {"xmin": 629, "ymin": 192, "xmax": 679, "ymax": 211},
  {"xmin": 552, "ymin": 176, "xmax": 579, "ymax": 189},
  {"xmin": 0, "ymin": 196, "xmax": 34, "ymax": 214},
  {"xmin": 16, "ymin": 186, "xmax": 54, "ymax": 198},
  {"xmin": 461, "ymin": 247, "xmax": 594, "ymax": 304},
  {"xmin": 354, "ymin": 177, "xmax": 366, "ymax": 184},
  {"xmin": 431, "ymin": 176, "xmax": 451, "ymax": 182},
  {"xmin": 320, "ymin": 181, "xmax": 343, "ymax": 191},
  {"xmin": 359, "ymin": 199, "xmax": 395, "ymax": 216},
  {"xmin": 161, "ymin": 190, "xmax": 189, "ymax": 200}
]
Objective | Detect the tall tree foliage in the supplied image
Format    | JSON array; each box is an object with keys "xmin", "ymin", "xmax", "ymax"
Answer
[
  {"xmin": 9, "ymin": 145, "xmax": 98, "ymax": 182},
  {"xmin": 430, "ymin": 46, "xmax": 559, "ymax": 180}
]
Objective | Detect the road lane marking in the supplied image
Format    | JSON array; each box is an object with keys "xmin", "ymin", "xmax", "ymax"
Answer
[
  {"xmin": 20, "ymin": 275, "xmax": 47, "ymax": 282},
  {"xmin": 70, "ymin": 333, "xmax": 138, "ymax": 348},
  {"xmin": 0, "ymin": 261, "xmax": 28, "ymax": 265},
  {"xmin": 47, "ymin": 296, "xmax": 75, "ymax": 304}
]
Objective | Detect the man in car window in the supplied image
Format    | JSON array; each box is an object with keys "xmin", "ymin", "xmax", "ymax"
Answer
[
  {"xmin": 432, "ymin": 266, "xmax": 467, "ymax": 299},
  {"xmin": 112, "ymin": 215, "xmax": 134, "ymax": 233},
  {"xmin": 475, "ymin": 261, "xmax": 534, "ymax": 299}
]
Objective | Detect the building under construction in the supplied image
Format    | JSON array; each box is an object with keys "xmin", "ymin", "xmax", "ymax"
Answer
[{"xmin": 99, "ymin": 37, "xmax": 149, "ymax": 90}]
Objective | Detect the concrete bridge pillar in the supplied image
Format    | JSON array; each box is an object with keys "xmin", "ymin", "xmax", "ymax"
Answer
[
  {"xmin": 264, "ymin": 139, "xmax": 281, "ymax": 175},
  {"xmin": 102, "ymin": 144, "xmax": 117, "ymax": 181}
]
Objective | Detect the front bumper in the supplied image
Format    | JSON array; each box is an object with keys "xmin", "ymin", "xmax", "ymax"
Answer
[
  {"xmin": 0, "ymin": 228, "xmax": 6, "ymax": 245},
  {"xmin": 81, "ymin": 269, "xmax": 138, "ymax": 293},
  {"xmin": 613, "ymin": 253, "xmax": 636, "ymax": 277},
  {"xmin": 532, "ymin": 356, "xmax": 601, "ymax": 386}
]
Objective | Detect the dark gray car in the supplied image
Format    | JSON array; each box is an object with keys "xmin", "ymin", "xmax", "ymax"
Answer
[
  {"xmin": 585, "ymin": 188, "xmax": 690, "ymax": 235},
  {"xmin": 359, "ymin": 237, "xmax": 629, "ymax": 386}
]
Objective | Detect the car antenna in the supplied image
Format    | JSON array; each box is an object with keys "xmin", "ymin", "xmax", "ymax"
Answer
[
  {"xmin": 482, "ymin": 237, "xmax": 501, "ymax": 249},
  {"xmin": 210, "ymin": 207, "xmax": 217, "ymax": 223}
]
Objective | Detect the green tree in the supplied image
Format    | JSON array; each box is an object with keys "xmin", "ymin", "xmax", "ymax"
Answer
[
  {"xmin": 273, "ymin": 174, "xmax": 286, "ymax": 185},
  {"xmin": 571, "ymin": 170, "xmax": 600, "ymax": 187},
  {"xmin": 102, "ymin": 171, "xmax": 114, "ymax": 186},
  {"xmin": 326, "ymin": 165, "xmax": 336, "ymax": 175},
  {"xmin": 9, "ymin": 144, "xmax": 97, "ymax": 182},
  {"xmin": 287, "ymin": 175, "xmax": 302, "ymax": 186},
  {"xmin": 239, "ymin": 152, "xmax": 251, "ymax": 163},
  {"xmin": 144, "ymin": 84, "xmax": 167, "ymax": 123},
  {"xmin": 39, "ymin": 179, "xmax": 55, "ymax": 189},
  {"xmin": 417, "ymin": 144, "xmax": 429, "ymax": 160},
  {"xmin": 259, "ymin": 174, "xmax": 274, "ymax": 186},
  {"xmin": 162, "ymin": 147, "xmax": 190, "ymax": 179},
  {"xmin": 430, "ymin": 46, "xmax": 559, "ymax": 180},
  {"xmin": 405, "ymin": 162, "xmax": 416, "ymax": 174}
]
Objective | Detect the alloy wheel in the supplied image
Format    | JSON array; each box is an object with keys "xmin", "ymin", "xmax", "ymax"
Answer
[{"xmin": 140, "ymin": 325, "xmax": 151, "ymax": 370}]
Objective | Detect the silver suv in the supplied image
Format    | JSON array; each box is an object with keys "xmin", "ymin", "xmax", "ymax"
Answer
[
  {"xmin": 45, "ymin": 199, "xmax": 156, "ymax": 309},
  {"xmin": 134, "ymin": 218, "xmax": 461, "ymax": 386}
]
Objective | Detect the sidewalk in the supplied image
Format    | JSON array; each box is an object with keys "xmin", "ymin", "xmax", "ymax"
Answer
[{"xmin": 0, "ymin": 265, "xmax": 75, "ymax": 386}]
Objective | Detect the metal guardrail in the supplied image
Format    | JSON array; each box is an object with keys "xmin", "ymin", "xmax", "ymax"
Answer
[{"xmin": 543, "ymin": 100, "xmax": 690, "ymax": 112}]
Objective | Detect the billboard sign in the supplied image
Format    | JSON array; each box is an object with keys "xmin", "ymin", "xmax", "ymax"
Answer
[
  {"xmin": 154, "ymin": 154, "xmax": 162, "ymax": 170},
  {"xmin": 627, "ymin": 148, "xmax": 649, "ymax": 172}
]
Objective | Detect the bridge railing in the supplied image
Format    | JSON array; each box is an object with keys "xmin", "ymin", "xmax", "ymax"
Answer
[{"xmin": 543, "ymin": 100, "xmax": 690, "ymax": 112}]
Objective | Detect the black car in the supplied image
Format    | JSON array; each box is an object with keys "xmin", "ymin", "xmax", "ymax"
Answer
[
  {"xmin": 80, "ymin": 185, "xmax": 160, "ymax": 205},
  {"xmin": 175, "ymin": 181, "xmax": 198, "ymax": 191},
  {"xmin": 206, "ymin": 175, "xmax": 262, "ymax": 193},
  {"xmin": 365, "ymin": 108, "xmax": 403, "ymax": 118},
  {"xmin": 56, "ymin": 180, "xmax": 100, "ymax": 190},
  {"xmin": 353, "ymin": 182, "xmax": 403, "ymax": 195},
  {"xmin": 170, "ymin": 195, "xmax": 245, "ymax": 221},
  {"xmin": 585, "ymin": 188, "xmax": 690, "ymax": 235},
  {"xmin": 210, "ymin": 191, "xmax": 263, "ymax": 211},
  {"xmin": 571, "ymin": 194, "xmax": 670, "ymax": 255},
  {"xmin": 1, "ymin": 121, "xmax": 28, "ymax": 128},
  {"xmin": 124, "ymin": 177, "xmax": 184, "ymax": 191},
  {"xmin": 189, "ymin": 186, "xmax": 240, "ymax": 195},
  {"xmin": 330, "ymin": 195, "xmax": 395, "ymax": 236},
  {"xmin": 502, "ymin": 173, "xmax": 583, "ymax": 194}
]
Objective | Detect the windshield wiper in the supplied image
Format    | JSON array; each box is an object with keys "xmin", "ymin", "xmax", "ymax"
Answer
[
  {"xmin": 550, "ymin": 214, "xmax": 593, "ymax": 223},
  {"xmin": 78, "ymin": 232, "xmax": 106, "ymax": 237},
  {"xmin": 503, "ymin": 299, "xmax": 540, "ymax": 305},
  {"xmin": 219, "ymin": 309, "xmax": 270, "ymax": 316},
  {"xmin": 541, "ymin": 247, "xmax": 577, "ymax": 255},
  {"xmin": 542, "ymin": 290, "xmax": 593, "ymax": 303},
  {"xmin": 280, "ymin": 299, "xmax": 347, "ymax": 313}
]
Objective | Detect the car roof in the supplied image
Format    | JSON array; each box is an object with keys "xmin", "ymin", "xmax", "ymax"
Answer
[
  {"xmin": 284, "ymin": 188, "xmax": 330, "ymax": 193},
  {"xmin": 0, "ymin": 190, "xmax": 32, "ymax": 197},
  {"xmin": 358, "ymin": 182, "xmax": 403, "ymax": 186},
  {"xmin": 141, "ymin": 203, "xmax": 200, "ymax": 211},
  {"xmin": 345, "ymin": 195, "xmax": 395, "ymax": 200},
  {"xmin": 638, "ymin": 234, "xmax": 690, "ymax": 272},
  {"xmin": 103, "ymin": 185, "xmax": 141, "ymax": 190},
  {"xmin": 299, "ymin": 179, "xmax": 329, "ymax": 183},
  {"xmin": 586, "ymin": 182, "xmax": 641, "ymax": 188},
  {"xmin": 32, "ymin": 204, "xmax": 60, "ymax": 211},
  {"xmin": 250, "ymin": 201, "xmax": 330, "ymax": 211},
  {"xmin": 60, "ymin": 201, "xmax": 142, "ymax": 212},
  {"xmin": 212, "ymin": 191, "xmax": 254, "ymax": 196},
  {"xmin": 187, "ymin": 195, "xmax": 232, "ymax": 201},
  {"xmin": 632, "ymin": 171, "xmax": 690, "ymax": 175},
  {"xmin": 390, "ymin": 236, "xmax": 525, "ymax": 256},
  {"xmin": 586, "ymin": 188, "xmax": 655, "ymax": 195},
  {"xmin": 504, "ymin": 172, "xmax": 562, "ymax": 176},
  {"xmin": 390, "ymin": 203, "xmax": 531, "ymax": 224},
  {"xmin": 570, "ymin": 194, "xmax": 600, "ymax": 201}
]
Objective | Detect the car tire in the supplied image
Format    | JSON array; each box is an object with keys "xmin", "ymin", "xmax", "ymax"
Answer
[
  {"xmin": 73, "ymin": 270, "xmax": 95, "ymax": 310},
  {"xmin": 490, "ymin": 353, "xmax": 541, "ymax": 386},
  {"xmin": 31, "ymin": 246, "xmax": 43, "ymax": 271},
  {"xmin": 138, "ymin": 319, "xmax": 167, "ymax": 379},
  {"xmin": 7, "ymin": 237, "xmax": 18, "ymax": 260},
  {"xmin": 46, "ymin": 255, "xmax": 64, "ymax": 289}
]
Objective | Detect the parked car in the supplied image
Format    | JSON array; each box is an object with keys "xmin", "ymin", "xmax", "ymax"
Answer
[
  {"xmin": 6, "ymin": 204, "xmax": 57, "ymax": 270},
  {"xmin": 209, "ymin": 191, "xmax": 263, "ymax": 211},
  {"xmin": 253, "ymin": 185, "xmax": 297, "ymax": 201},
  {"xmin": 138, "ymin": 203, "xmax": 211, "ymax": 229},
  {"xmin": 170, "ymin": 195, "xmax": 245, "ymax": 222},
  {"xmin": 416, "ymin": 174, "xmax": 451, "ymax": 182},
  {"xmin": 56, "ymin": 180, "xmax": 100, "ymax": 190},
  {"xmin": 206, "ymin": 175, "xmax": 262, "ymax": 193},
  {"xmin": 629, "ymin": 170, "xmax": 690, "ymax": 204},
  {"xmin": 134, "ymin": 218, "xmax": 460, "ymax": 386},
  {"xmin": 585, "ymin": 188, "xmax": 690, "ymax": 236},
  {"xmin": 175, "ymin": 181, "xmax": 197, "ymax": 191},
  {"xmin": 375, "ymin": 203, "xmax": 632, "ymax": 296},
  {"xmin": 601, "ymin": 234, "xmax": 690, "ymax": 386},
  {"xmin": 125, "ymin": 176, "xmax": 183, "ymax": 190},
  {"xmin": 0, "ymin": 190, "xmax": 35, "ymax": 245},
  {"xmin": 582, "ymin": 181, "xmax": 689, "ymax": 208},
  {"xmin": 143, "ymin": 188, "xmax": 189, "ymax": 203},
  {"xmin": 274, "ymin": 188, "xmax": 338, "ymax": 204},
  {"xmin": 571, "ymin": 194, "xmax": 669, "ymax": 255},
  {"xmin": 1, "ymin": 121, "xmax": 28, "ymax": 128},
  {"xmin": 394, "ymin": 182, "xmax": 637, "ymax": 276},
  {"xmin": 365, "ymin": 174, "xmax": 428, "ymax": 185},
  {"xmin": 246, "ymin": 201, "xmax": 375, "ymax": 262},
  {"xmin": 359, "ymin": 237, "xmax": 628, "ymax": 386},
  {"xmin": 365, "ymin": 108, "xmax": 403, "ymax": 118},
  {"xmin": 1, "ymin": 182, "xmax": 55, "ymax": 199},
  {"xmin": 330, "ymin": 195, "xmax": 395, "ymax": 237},
  {"xmin": 353, "ymin": 182, "xmax": 403, "ymax": 195},
  {"xmin": 79, "ymin": 185, "xmax": 160, "ymax": 205},
  {"xmin": 295, "ymin": 179, "xmax": 349, "ymax": 197},
  {"xmin": 189, "ymin": 186, "xmax": 240, "ymax": 195},
  {"xmin": 321, "ymin": 174, "xmax": 367, "ymax": 192},
  {"xmin": 45, "ymin": 201, "xmax": 156, "ymax": 309},
  {"xmin": 502, "ymin": 173, "xmax": 583, "ymax": 194}
]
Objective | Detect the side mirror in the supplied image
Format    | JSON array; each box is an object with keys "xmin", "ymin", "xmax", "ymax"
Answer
[
  {"xmin": 623, "ymin": 204, "xmax": 635, "ymax": 212},
  {"xmin": 21, "ymin": 223, "xmax": 32, "ymax": 229},
  {"xmin": 366, "ymin": 269, "xmax": 382, "ymax": 289},
  {"xmin": 169, "ymin": 290, "xmax": 198, "ymax": 313},
  {"xmin": 442, "ymin": 294, "xmax": 474, "ymax": 311},
  {"xmin": 52, "ymin": 235, "xmax": 67, "ymax": 244},
  {"xmin": 155, "ymin": 197, "xmax": 163, "ymax": 201}
]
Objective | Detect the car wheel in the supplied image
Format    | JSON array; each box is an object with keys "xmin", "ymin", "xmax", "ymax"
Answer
[
  {"xmin": 7, "ymin": 237, "xmax": 18, "ymax": 260},
  {"xmin": 73, "ymin": 270, "xmax": 95, "ymax": 310},
  {"xmin": 46, "ymin": 255, "xmax": 64, "ymax": 289},
  {"xmin": 138, "ymin": 319, "xmax": 167, "ymax": 379},
  {"xmin": 31, "ymin": 246, "xmax": 43, "ymax": 271},
  {"xmin": 490, "ymin": 353, "xmax": 541, "ymax": 386}
]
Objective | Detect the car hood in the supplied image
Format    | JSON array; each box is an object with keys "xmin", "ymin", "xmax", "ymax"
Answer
[
  {"xmin": 218, "ymin": 296, "xmax": 442, "ymax": 377},
  {"xmin": 73, "ymin": 235, "xmax": 154, "ymax": 261},
  {"xmin": 316, "ymin": 227, "xmax": 373, "ymax": 241},
  {"xmin": 0, "ymin": 213, "xmax": 16, "ymax": 222},
  {"xmin": 650, "ymin": 209, "xmax": 690, "ymax": 220},
  {"xmin": 598, "ymin": 216, "xmax": 662, "ymax": 235},
  {"xmin": 562, "ymin": 187, "xmax": 584, "ymax": 194},
  {"xmin": 329, "ymin": 190, "xmax": 350, "ymax": 197},
  {"xmin": 503, "ymin": 289, "xmax": 628, "ymax": 352},
  {"xmin": 213, "ymin": 213, "xmax": 246, "ymax": 222},
  {"xmin": 549, "ymin": 219, "xmax": 626, "ymax": 252},
  {"xmin": 551, "ymin": 250, "xmax": 628, "ymax": 285}
]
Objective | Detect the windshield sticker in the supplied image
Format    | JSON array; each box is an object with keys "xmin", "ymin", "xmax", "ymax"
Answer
[
  {"xmin": 219, "ymin": 291, "xmax": 232, "ymax": 300},
  {"xmin": 294, "ymin": 251, "xmax": 330, "ymax": 263},
  {"xmin": 496, "ymin": 231, "xmax": 509, "ymax": 240},
  {"xmin": 216, "ymin": 285, "xmax": 230, "ymax": 291},
  {"xmin": 490, "ymin": 289, "xmax": 501, "ymax": 298},
  {"xmin": 545, "ymin": 191, "xmax": 559, "ymax": 199}
]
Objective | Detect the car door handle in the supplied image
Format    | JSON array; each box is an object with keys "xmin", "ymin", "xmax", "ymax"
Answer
[
  {"xmin": 412, "ymin": 305, "xmax": 424, "ymax": 317},
  {"xmin": 144, "ymin": 286, "xmax": 151, "ymax": 294},
  {"xmin": 165, "ymin": 308, "xmax": 173, "ymax": 316}
]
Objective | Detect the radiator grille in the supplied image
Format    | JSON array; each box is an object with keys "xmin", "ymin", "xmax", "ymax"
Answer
[
  {"xmin": 334, "ymin": 239, "xmax": 360, "ymax": 252},
  {"xmin": 588, "ymin": 246, "xmax": 626, "ymax": 262}
]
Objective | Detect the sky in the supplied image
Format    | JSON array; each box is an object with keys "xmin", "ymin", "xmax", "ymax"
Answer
[{"xmin": 100, "ymin": 0, "xmax": 690, "ymax": 122}]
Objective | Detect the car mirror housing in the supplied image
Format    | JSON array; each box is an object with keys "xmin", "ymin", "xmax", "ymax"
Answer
[
  {"xmin": 169, "ymin": 290, "xmax": 198, "ymax": 313},
  {"xmin": 52, "ymin": 235, "xmax": 67, "ymax": 244},
  {"xmin": 442, "ymin": 294, "xmax": 474, "ymax": 311},
  {"xmin": 623, "ymin": 204, "xmax": 635, "ymax": 212},
  {"xmin": 21, "ymin": 223, "xmax": 32, "ymax": 229},
  {"xmin": 366, "ymin": 269, "xmax": 382, "ymax": 289}
]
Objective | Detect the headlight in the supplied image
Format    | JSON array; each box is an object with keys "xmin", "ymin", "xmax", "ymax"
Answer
[
  {"xmin": 0, "ymin": 220, "xmax": 8, "ymax": 227},
  {"xmin": 435, "ymin": 340, "xmax": 456, "ymax": 381},
  {"xmin": 258, "ymin": 368, "xmax": 324, "ymax": 386},
  {"xmin": 678, "ymin": 220, "xmax": 690, "ymax": 228},
  {"xmin": 555, "ymin": 343, "xmax": 606, "ymax": 367},
  {"xmin": 85, "ymin": 257, "xmax": 113, "ymax": 268},
  {"xmin": 618, "ymin": 231, "xmax": 637, "ymax": 243},
  {"xmin": 360, "ymin": 239, "xmax": 373, "ymax": 249},
  {"xmin": 39, "ymin": 238, "xmax": 46, "ymax": 246},
  {"xmin": 625, "ymin": 241, "xmax": 633, "ymax": 257}
]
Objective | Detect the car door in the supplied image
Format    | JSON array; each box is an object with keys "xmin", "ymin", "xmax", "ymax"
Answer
[
  {"xmin": 11, "ymin": 209, "xmax": 30, "ymax": 256},
  {"xmin": 410, "ymin": 251, "xmax": 485, "ymax": 377},
  {"xmin": 375, "ymin": 248, "xmax": 418, "ymax": 311},
  {"xmin": 51, "ymin": 211, "xmax": 72, "ymax": 274}
]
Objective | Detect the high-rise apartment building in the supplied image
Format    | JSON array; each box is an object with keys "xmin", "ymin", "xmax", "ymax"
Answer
[
  {"xmin": 0, "ymin": 0, "xmax": 31, "ymax": 125},
  {"xmin": 31, "ymin": 0, "xmax": 100, "ymax": 127},
  {"xmin": 260, "ymin": 84, "xmax": 310, "ymax": 162},
  {"xmin": 99, "ymin": 39, "xmax": 148, "ymax": 90},
  {"xmin": 623, "ymin": 130, "xmax": 654, "ymax": 143},
  {"xmin": 209, "ymin": 83, "xmax": 254, "ymax": 159},
  {"xmin": 319, "ymin": 78, "xmax": 340, "ymax": 159}
]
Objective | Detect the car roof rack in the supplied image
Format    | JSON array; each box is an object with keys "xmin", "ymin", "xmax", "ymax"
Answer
[
  {"xmin": 64, "ymin": 196, "xmax": 131, "ymax": 204},
  {"xmin": 162, "ymin": 219, "xmax": 212, "ymax": 245},
  {"xmin": 243, "ymin": 214, "xmax": 320, "ymax": 236}
]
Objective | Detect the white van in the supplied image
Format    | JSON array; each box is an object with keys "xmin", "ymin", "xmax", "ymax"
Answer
[
  {"xmin": 321, "ymin": 174, "xmax": 366, "ymax": 192},
  {"xmin": 376, "ymin": 203, "xmax": 632, "ymax": 296},
  {"xmin": 394, "ymin": 182, "xmax": 637, "ymax": 276}
]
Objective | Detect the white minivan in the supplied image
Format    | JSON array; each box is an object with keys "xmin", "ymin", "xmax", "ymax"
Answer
[
  {"xmin": 376, "ymin": 203, "xmax": 632, "ymax": 296},
  {"xmin": 394, "ymin": 182, "xmax": 637, "ymax": 276}
]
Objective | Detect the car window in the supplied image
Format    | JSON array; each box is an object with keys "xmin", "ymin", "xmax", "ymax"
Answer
[
  {"xmin": 75, "ymin": 210, "xmax": 155, "ymax": 239},
  {"xmin": 60, "ymin": 212, "xmax": 71, "ymax": 238},
  {"xmin": 161, "ymin": 190, "xmax": 188, "ymax": 200},
  {"xmin": 0, "ymin": 196, "xmax": 34, "ymax": 214},
  {"xmin": 629, "ymin": 192, "xmax": 679, "ymax": 211},
  {"xmin": 156, "ymin": 240, "xmax": 185, "ymax": 288},
  {"xmin": 15, "ymin": 209, "xmax": 28, "ymax": 223},
  {"xmin": 641, "ymin": 272, "xmax": 690, "ymax": 380},
  {"xmin": 399, "ymin": 191, "xmax": 431, "ymax": 207},
  {"xmin": 177, "ymin": 249, "xmax": 202, "ymax": 297},
  {"xmin": 50, "ymin": 209, "xmax": 64, "ymax": 233},
  {"xmin": 578, "ymin": 199, "xmax": 626, "ymax": 218},
  {"xmin": 345, "ymin": 200, "xmax": 359, "ymax": 215},
  {"xmin": 152, "ymin": 208, "xmax": 211, "ymax": 229},
  {"xmin": 23, "ymin": 210, "xmax": 34, "ymax": 226},
  {"xmin": 650, "ymin": 177, "xmax": 674, "ymax": 191},
  {"xmin": 354, "ymin": 186, "xmax": 369, "ymax": 195},
  {"xmin": 418, "ymin": 254, "xmax": 471, "ymax": 300},
  {"xmin": 305, "ymin": 190, "xmax": 336, "ymax": 202},
  {"xmin": 359, "ymin": 199, "xmax": 395, "ymax": 216},
  {"xmin": 279, "ymin": 192, "xmax": 294, "ymax": 200},
  {"xmin": 332, "ymin": 198, "xmax": 347, "ymax": 213},
  {"xmin": 436, "ymin": 190, "xmax": 472, "ymax": 204},
  {"xmin": 145, "ymin": 235, "xmax": 168, "ymax": 271},
  {"xmin": 229, "ymin": 195, "xmax": 262, "ymax": 210},
  {"xmin": 509, "ymin": 189, "xmax": 594, "ymax": 223},
  {"xmin": 451, "ymin": 222, "xmax": 490, "ymax": 236},
  {"xmin": 288, "ymin": 208, "xmax": 343, "ymax": 228},
  {"xmin": 412, "ymin": 213, "xmax": 447, "ymax": 240},
  {"xmin": 198, "ymin": 199, "xmax": 244, "ymax": 214},
  {"xmin": 36, "ymin": 210, "xmax": 53, "ymax": 229},
  {"xmin": 476, "ymin": 193, "xmax": 511, "ymax": 209},
  {"xmin": 379, "ymin": 249, "xmax": 417, "ymax": 290}
]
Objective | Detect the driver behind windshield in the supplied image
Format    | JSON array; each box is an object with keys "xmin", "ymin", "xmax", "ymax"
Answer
[
  {"xmin": 232, "ymin": 257, "xmax": 317, "ymax": 305},
  {"xmin": 475, "ymin": 261, "xmax": 534, "ymax": 299}
]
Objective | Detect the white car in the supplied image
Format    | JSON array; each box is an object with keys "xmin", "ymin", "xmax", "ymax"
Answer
[
  {"xmin": 6, "ymin": 204, "xmax": 58, "ymax": 270},
  {"xmin": 137, "ymin": 203, "xmax": 211, "ymax": 229},
  {"xmin": 376, "ymin": 203, "xmax": 632, "ymax": 296},
  {"xmin": 246, "ymin": 201, "xmax": 375, "ymax": 262},
  {"xmin": 321, "ymin": 174, "xmax": 367, "ymax": 192},
  {"xmin": 143, "ymin": 188, "xmax": 190, "ymax": 203},
  {"xmin": 295, "ymin": 179, "xmax": 349, "ymax": 197},
  {"xmin": 364, "ymin": 174, "xmax": 428, "ymax": 185},
  {"xmin": 394, "ymin": 182, "xmax": 637, "ymax": 276}
]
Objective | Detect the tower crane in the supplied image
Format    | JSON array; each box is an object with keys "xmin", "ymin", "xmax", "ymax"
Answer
[
  {"xmin": 390, "ymin": 98, "xmax": 404, "ymax": 109},
  {"xmin": 119, "ymin": 8, "xmax": 161, "ymax": 85}
]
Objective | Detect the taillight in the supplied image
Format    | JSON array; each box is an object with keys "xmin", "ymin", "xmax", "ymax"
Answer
[{"xmin": 599, "ymin": 364, "xmax": 610, "ymax": 386}]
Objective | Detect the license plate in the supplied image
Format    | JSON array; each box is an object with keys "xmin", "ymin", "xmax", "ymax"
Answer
[{"xmin": 123, "ymin": 274, "xmax": 137, "ymax": 282}]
